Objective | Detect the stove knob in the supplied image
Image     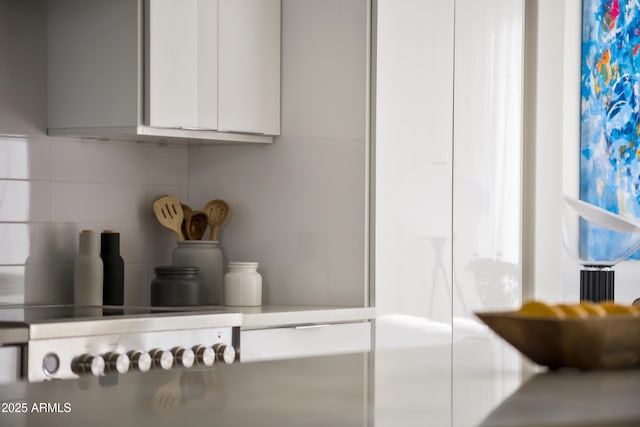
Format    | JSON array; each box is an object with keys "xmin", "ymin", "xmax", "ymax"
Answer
[
  {"xmin": 213, "ymin": 344, "xmax": 236, "ymax": 364},
  {"xmin": 193, "ymin": 345, "xmax": 215, "ymax": 367},
  {"xmin": 128, "ymin": 350, "xmax": 152, "ymax": 373},
  {"xmin": 104, "ymin": 352, "xmax": 130, "ymax": 374},
  {"xmin": 72, "ymin": 354, "xmax": 105, "ymax": 377},
  {"xmin": 172, "ymin": 347, "xmax": 195, "ymax": 368},
  {"xmin": 150, "ymin": 349, "xmax": 174, "ymax": 370}
]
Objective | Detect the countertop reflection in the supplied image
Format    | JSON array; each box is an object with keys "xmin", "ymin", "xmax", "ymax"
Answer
[
  {"xmin": 480, "ymin": 368, "xmax": 640, "ymax": 427},
  {"xmin": 1, "ymin": 347, "xmax": 640, "ymax": 427}
]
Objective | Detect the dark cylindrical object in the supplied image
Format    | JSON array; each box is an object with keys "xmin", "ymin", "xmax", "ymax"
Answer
[
  {"xmin": 101, "ymin": 230, "xmax": 125, "ymax": 305},
  {"xmin": 151, "ymin": 266, "xmax": 200, "ymax": 306},
  {"xmin": 580, "ymin": 268, "xmax": 614, "ymax": 302}
]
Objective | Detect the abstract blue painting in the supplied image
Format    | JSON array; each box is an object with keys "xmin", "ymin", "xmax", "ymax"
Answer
[{"xmin": 581, "ymin": 0, "xmax": 640, "ymax": 260}]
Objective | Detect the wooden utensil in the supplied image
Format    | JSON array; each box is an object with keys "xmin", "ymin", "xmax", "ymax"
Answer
[
  {"xmin": 203, "ymin": 199, "xmax": 229, "ymax": 241},
  {"xmin": 151, "ymin": 372, "xmax": 182, "ymax": 415},
  {"xmin": 180, "ymin": 204, "xmax": 193, "ymax": 239},
  {"xmin": 182, "ymin": 204, "xmax": 209, "ymax": 240},
  {"xmin": 152, "ymin": 195, "xmax": 185, "ymax": 240}
]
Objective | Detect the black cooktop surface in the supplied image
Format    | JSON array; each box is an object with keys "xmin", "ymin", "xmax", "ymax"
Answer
[{"xmin": 0, "ymin": 305, "xmax": 233, "ymax": 324}]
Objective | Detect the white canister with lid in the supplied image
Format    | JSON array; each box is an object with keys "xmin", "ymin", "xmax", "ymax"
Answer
[{"xmin": 224, "ymin": 262, "xmax": 262, "ymax": 306}]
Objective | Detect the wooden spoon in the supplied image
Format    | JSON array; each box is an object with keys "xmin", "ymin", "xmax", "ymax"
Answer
[
  {"xmin": 181, "ymin": 204, "xmax": 209, "ymax": 240},
  {"xmin": 203, "ymin": 199, "xmax": 229, "ymax": 241},
  {"xmin": 152, "ymin": 195, "xmax": 185, "ymax": 240},
  {"xmin": 180, "ymin": 204, "xmax": 193, "ymax": 239},
  {"xmin": 151, "ymin": 372, "xmax": 182, "ymax": 415}
]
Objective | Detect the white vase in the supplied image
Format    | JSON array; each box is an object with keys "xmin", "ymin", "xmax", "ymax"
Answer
[
  {"xmin": 172, "ymin": 241, "xmax": 224, "ymax": 305},
  {"xmin": 224, "ymin": 262, "xmax": 262, "ymax": 306},
  {"xmin": 74, "ymin": 230, "xmax": 103, "ymax": 306}
]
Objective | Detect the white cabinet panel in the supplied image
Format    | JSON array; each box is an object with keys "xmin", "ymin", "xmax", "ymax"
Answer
[
  {"xmin": 219, "ymin": 0, "xmax": 281, "ymax": 135},
  {"xmin": 147, "ymin": 0, "xmax": 218, "ymax": 130},
  {"xmin": 240, "ymin": 322, "xmax": 371, "ymax": 362},
  {"xmin": 147, "ymin": 0, "xmax": 199, "ymax": 128},
  {"xmin": 197, "ymin": 0, "xmax": 219, "ymax": 130}
]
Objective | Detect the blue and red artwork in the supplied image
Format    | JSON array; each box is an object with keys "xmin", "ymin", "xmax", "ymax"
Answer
[{"xmin": 581, "ymin": 0, "xmax": 640, "ymax": 260}]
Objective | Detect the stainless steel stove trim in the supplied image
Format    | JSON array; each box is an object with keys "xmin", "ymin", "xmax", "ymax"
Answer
[
  {"xmin": 28, "ymin": 312, "xmax": 242, "ymax": 340},
  {"xmin": 27, "ymin": 326, "xmax": 236, "ymax": 382}
]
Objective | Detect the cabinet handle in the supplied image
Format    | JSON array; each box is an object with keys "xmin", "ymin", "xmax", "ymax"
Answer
[{"xmin": 294, "ymin": 324, "xmax": 331, "ymax": 330}]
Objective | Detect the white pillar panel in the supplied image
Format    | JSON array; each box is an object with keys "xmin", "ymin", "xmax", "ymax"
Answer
[
  {"xmin": 374, "ymin": 0, "xmax": 454, "ymax": 425},
  {"xmin": 452, "ymin": 1, "xmax": 525, "ymax": 425},
  {"xmin": 453, "ymin": 0, "xmax": 524, "ymax": 313},
  {"xmin": 375, "ymin": 0, "xmax": 455, "ymax": 324}
]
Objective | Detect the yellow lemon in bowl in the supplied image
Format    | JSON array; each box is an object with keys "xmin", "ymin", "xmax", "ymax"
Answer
[
  {"xmin": 577, "ymin": 301, "xmax": 607, "ymax": 318},
  {"xmin": 598, "ymin": 301, "xmax": 640, "ymax": 316},
  {"xmin": 556, "ymin": 304, "xmax": 589, "ymax": 319},
  {"xmin": 518, "ymin": 300, "xmax": 565, "ymax": 319}
]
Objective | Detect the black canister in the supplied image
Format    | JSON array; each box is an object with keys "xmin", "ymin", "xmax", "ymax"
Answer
[
  {"xmin": 101, "ymin": 230, "xmax": 124, "ymax": 305},
  {"xmin": 151, "ymin": 266, "xmax": 200, "ymax": 306}
]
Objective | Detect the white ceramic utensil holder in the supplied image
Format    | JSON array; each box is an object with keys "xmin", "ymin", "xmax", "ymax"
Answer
[{"xmin": 224, "ymin": 262, "xmax": 262, "ymax": 306}]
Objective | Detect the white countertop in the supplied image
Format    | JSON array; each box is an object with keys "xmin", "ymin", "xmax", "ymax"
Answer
[
  {"xmin": 1, "ymin": 320, "xmax": 640, "ymax": 426},
  {"xmin": 1, "ymin": 308, "xmax": 639, "ymax": 426}
]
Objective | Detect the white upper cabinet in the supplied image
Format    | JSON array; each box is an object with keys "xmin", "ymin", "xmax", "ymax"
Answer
[{"xmin": 48, "ymin": 0, "xmax": 281, "ymax": 143}]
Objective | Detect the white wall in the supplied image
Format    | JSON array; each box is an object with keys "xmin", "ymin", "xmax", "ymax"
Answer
[
  {"xmin": 188, "ymin": 0, "xmax": 368, "ymax": 307},
  {"xmin": 536, "ymin": 0, "xmax": 640, "ymax": 305},
  {"xmin": 0, "ymin": 0, "xmax": 188, "ymax": 305},
  {"xmin": 522, "ymin": 0, "xmax": 566, "ymax": 303},
  {"xmin": 374, "ymin": 0, "xmax": 454, "ymax": 324}
]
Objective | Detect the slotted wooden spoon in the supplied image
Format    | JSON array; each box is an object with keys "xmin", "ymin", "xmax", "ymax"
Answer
[
  {"xmin": 151, "ymin": 372, "xmax": 182, "ymax": 416},
  {"xmin": 152, "ymin": 195, "xmax": 185, "ymax": 240},
  {"xmin": 203, "ymin": 199, "xmax": 229, "ymax": 241}
]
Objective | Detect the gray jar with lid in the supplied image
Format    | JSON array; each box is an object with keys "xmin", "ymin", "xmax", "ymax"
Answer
[
  {"xmin": 172, "ymin": 241, "xmax": 224, "ymax": 305},
  {"xmin": 150, "ymin": 266, "xmax": 200, "ymax": 306}
]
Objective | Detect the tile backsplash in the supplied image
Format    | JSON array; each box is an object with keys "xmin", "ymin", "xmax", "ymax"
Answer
[
  {"xmin": 0, "ymin": 0, "xmax": 369, "ymax": 308},
  {"xmin": 0, "ymin": 136, "xmax": 188, "ymax": 305},
  {"xmin": 0, "ymin": 0, "xmax": 189, "ymax": 305}
]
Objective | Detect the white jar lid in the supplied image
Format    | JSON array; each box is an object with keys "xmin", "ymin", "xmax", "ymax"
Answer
[{"xmin": 228, "ymin": 262, "xmax": 258, "ymax": 268}]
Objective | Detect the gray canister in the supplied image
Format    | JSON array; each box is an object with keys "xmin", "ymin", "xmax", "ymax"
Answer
[
  {"xmin": 172, "ymin": 241, "xmax": 224, "ymax": 305},
  {"xmin": 150, "ymin": 266, "xmax": 200, "ymax": 306}
]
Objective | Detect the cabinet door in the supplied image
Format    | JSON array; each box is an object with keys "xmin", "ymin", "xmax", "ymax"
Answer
[
  {"xmin": 218, "ymin": 0, "xmax": 281, "ymax": 135},
  {"xmin": 240, "ymin": 322, "xmax": 371, "ymax": 363},
  {"xmin": 147, "ymin": 0, "xmax": 218, "ymax": 129}
]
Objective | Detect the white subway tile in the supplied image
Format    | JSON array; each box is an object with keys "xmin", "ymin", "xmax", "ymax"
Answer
[
  {"xmin": 53, "ymin": 224, "xmax": 149, "ymax": 266},
  {"xmin": 0, "ymin": 266, "xmax": 26, "ymax": 304},
  {"xmin": 52, "ymin": 182, "xmax": 146, "ymax": 223},
  {"xmin": 0, "ymin": 136, "xmax": 51, "ymax": 180},
  {"xmin": 125, "ymin": 264, "xmax": 149, "ymax": 306},
  {"xmin": 0, "ymin": 223, "xmax": 52, "ymax": 265},
  {"xmin": 48, "ymin": 265, "xmax": 73, "ymax": 305},
  {"xmin": 53, "ymin": 138, "xmax": 188, "ymax": 185},
  {"xmin": 189, "ymin": 137, "xmax": 366, "ymax": 307},
  {"xmin": 0, "ymin": 180, "xmax": 51, "ymax": 222}
]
